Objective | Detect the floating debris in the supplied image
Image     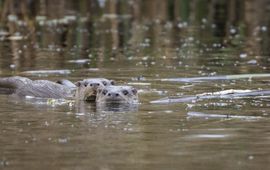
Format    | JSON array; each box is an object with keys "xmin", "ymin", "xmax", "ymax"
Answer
[
  {"xmin": 187, "ymin": 111, "xmax": 262, "ymax": 120},
  {"xmin": 187, "ymin": 134, "xmax": 229, "ymax": 139},
  {"xmin": 161, "ymin": 73, "xmax": 270, "ymax": 83},
  {"xmin": 127, "ymin": 82, "xmax": 151, "ymax": 86},
  {"xmin": 247, "ymin": 60, "xmax": 257, "ymax": 65},
  {"xmin": 151, "ymin": 90, "xmax": 270, "ymax": 104},
  {"xmin": 22, "ymin": 69, "xmax": 72, "ymax": 76}
]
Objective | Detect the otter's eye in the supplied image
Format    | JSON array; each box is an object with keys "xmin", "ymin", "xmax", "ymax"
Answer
[
  {"xmin": 84, "ymin": 82, "xmax": 88, "ymax": 87},
  {"xmin": 102, "ymin": 81, "xmax": 107, "ymax": 86},
  {"xmin": 110, "ymin": 80, "xmax": 115, "ymax": 85},
  {"xmin": 122, "ymin": 90, "xmax": 129, "ymax": 95},
  {"xmin": 102, "ymin": 90, "xmax": 108, "ymax": 95}
]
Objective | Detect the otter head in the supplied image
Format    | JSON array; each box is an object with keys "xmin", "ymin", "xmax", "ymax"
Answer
[
  {"xmin": 75, "ymin": 78, "xmax": 115, "ymax": 101},
  {"xmin": 96, "ymin": 85, "xmax": 138, "ymax": 104}
]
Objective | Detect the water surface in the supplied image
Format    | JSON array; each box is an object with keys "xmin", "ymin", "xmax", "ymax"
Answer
[{"xmin": 0, "ymin": 1, "xmax": 270, "ymax": 169}]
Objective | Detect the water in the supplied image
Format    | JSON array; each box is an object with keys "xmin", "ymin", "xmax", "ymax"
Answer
[{"xmin": 0, "ymin": 0, "xmax": 270, "ymax": 169}]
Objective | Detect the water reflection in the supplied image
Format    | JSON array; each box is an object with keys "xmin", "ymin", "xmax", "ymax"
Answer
[
  {"xmin": 96, "ymin": 102, "xmax": 138, "ymax": 112},
  {"xmin": 0, "ymin": 0, "xmax": 269, "ymax": 73}
]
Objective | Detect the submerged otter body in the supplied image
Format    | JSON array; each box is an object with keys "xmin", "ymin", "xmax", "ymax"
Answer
[
  {"xmin": 0, "ymin": 76, "xmax": 114, "ymax": 101},
  {"xmin": 0, "ymin": 76, "xmax": 138, "ymax": 104},
  {"xmin": 96, "ymin": 85, "xmax": 138, "ymax": 104},
  {"xmin": 0, "ymin": 76, "xmax": 74, "ymax": 99}
]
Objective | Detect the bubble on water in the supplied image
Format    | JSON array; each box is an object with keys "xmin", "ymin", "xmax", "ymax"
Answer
[
  {"xmin": 68, "ymin": 59, "xmax": 90, "ymax": 64},
  {"xmin": 164, "ymin": 110, "xmax": 173, "ymax": 113},
  {"xmin": 201, "ymin": 18, "xmax": 207, "ymax": 24},
  {"xmin": 165, "ymin": 22, "xmax": 173, "ymax": 29},
  {"xmin": 9, "ymin": 64, "xmax": 16, "ymax": 69},
  {"xmin": 76, "ymin": 112, "xmax": 85, "ymax": 116},
  {"xmin": 248, "ymin": 155, "xmax": 254, "ymax": 160},
  {"xmin": 247, "ymin": 59, "xmax": 257, "ymax": 65},
  {"xmin": 262, "ymin": 112, "xmax": 268, "ymax": 116},
  {"xmin": 261, "ymin": 26, "xmax": 267, "ymax": 32},
  {"xmin": 142, "ymin": 56, "xmax": 149, "ymax": 61},
  {"xmin": 58, "ymin": 138, "xmax": 68, "ymax": 143},
  {"xmin": 230, "ymin": 28, "xmax": 237, "ymax": 34},
  {"xmin": 36, "ymin": 16, "xmax": 47, "ymax": 21},
  {"xmin": 144, "ymin": 38, "xmax": 151, "ymax": 43},
  {"xmin": 44, "ymin": 121, "xmax": 49, "ymax": 126},
  {"xmin": 239, "ymin": 53, "xmax": 247, "ymax": 58},
  {"xmin": 177, "ymin": 22, "xmax": 188, "ymax": 28},
  {"xmin": 123, "ymin": 127, "xmax": 133, "ymax": 131},
  {"xmin": 211, "ymin": 24, "xmax": 217, "ymax": 29},
  {"xmin": 212, "ymin": 43, "xmax": 218, "ymax": 48},
  {"xmin": 188, "ymin": 37, "xmax": 194, "ymax": 42},
  {"xmin": 0, "ymin": 159, "xmax": 9, "ymax": 166},
  {"xmin": 8, "ymin": 14, "xmax": 18, "ymax": 22},
  {"xmin": 210, "ymin": 72, "xmax": 216, "ymax": 76}
]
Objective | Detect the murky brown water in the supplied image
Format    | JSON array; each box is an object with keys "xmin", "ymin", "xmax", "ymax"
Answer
[{"xmin": 0, "ymin": 0, "xmax": 270, "ymax": 169}]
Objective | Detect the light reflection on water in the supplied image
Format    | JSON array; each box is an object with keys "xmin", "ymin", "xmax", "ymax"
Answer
[{"xmin": 0, "ymin": 0, "xmax": 270, "ymax": 169}]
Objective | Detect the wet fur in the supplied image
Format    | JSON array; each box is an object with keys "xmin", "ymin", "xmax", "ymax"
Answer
[
  {"xmin": 96, "ymin": 85, "xmax": 138, "ymax": 104},
  {"xmin": 0, "ymin": 76, "xmax": 74, "ymax": 99},
  {"xmin": 75, "ymin": 78, "xmax": 114, "ymax": 101}
]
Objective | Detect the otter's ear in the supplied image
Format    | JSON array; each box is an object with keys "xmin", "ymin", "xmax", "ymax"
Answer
[
  {"xmin": 110, "ymin": 80, "xmax": 115, "ymax": 85},
  {"xmin": 132, "ymin": 88, "xmax": 137, "ymax": 95},
  {"xmin": 75, "ymin": 81, "xmax": 82, "ymax": 87},
  {"xmin": 56, "ymin": 80, "xmax": 63, "ymax": 85}
]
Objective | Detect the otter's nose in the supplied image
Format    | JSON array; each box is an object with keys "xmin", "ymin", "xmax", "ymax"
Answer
[
  {"xmin": 90, "ymin": 83, "xmax": 100, "ymax": 88},
  {"xmin": 107, "ymin": 92, "xmax": 119, "ymax": 97}
]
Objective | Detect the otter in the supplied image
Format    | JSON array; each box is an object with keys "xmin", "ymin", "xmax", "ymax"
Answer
[
  {"xmin": 0, "ymin": 76, "xmax": 114, "ymax": 101},
  {"xmin": 73, "ymin": 78, "xmax": 115, "ymax": 101},
  {"xmin": 96, "ymin": 85, "xmax": 138, "ymax": 104}
]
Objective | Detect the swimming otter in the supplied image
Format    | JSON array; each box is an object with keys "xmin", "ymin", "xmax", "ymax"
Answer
[
  {"xmin": 0, "ymin": 76, "xmax": 114, "ymax": 101},
  {"xmin": 73, "ymin": 78, "xmax": 115, "ymax": 101},
  {"xmin": 96, "ymin": 85, "xmax": 138, "ymax": 104}
]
